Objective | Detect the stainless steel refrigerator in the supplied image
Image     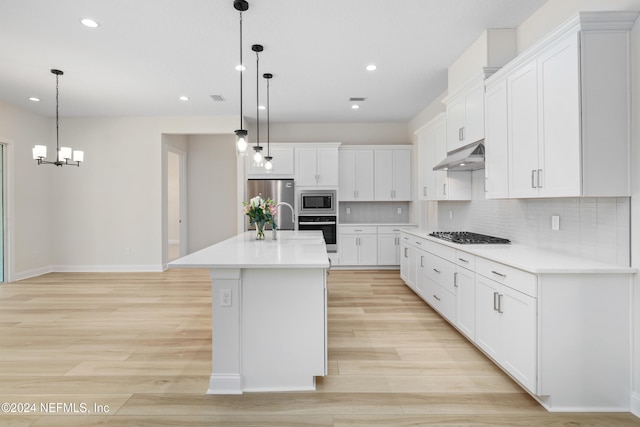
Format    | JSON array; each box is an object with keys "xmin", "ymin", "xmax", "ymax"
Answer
[{"xmin": 246, "ymin": 179, "xmax": 295, "ymax": 230}]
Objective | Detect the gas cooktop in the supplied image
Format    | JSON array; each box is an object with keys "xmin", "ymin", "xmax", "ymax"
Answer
[{"xmin": 429, "ymin": 231, "xmax": 511, "ymax": 244}]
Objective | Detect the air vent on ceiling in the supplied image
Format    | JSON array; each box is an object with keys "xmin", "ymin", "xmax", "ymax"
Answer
[
  {"xmin": 210, "ymin": 95, "xmax": 225, "ymax": 102},
  {"xmin": 349, "ymin": 97, "xmax": 366, "ymax": 102}
]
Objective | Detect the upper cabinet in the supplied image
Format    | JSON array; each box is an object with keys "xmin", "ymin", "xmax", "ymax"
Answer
[
  {"xmin": 246, "ymin": 144, "xmax": 294, "ymax": 178},
  {"xmin": 485, "ymin": 11, "xmax": 637, "ymax": 199},
  {"xmin": 295, "ymin": 144, "xmax": 340, "ymax": 187},
  {"xmin": 374, "ymin": 148, "xmax": 412, "ymax": 201},
  {"xmin": 339, "ymin": 149, "xmax": 375, "ymax": 201},
  {"xmin": 443, "ymin": 75, "xmax": 487, "ymax": 152},
  {"xmin": 417, "ymin": 114, "xmax": 471, "ymax": 201}
]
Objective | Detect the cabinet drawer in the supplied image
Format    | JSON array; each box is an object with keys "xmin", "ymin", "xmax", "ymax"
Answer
[
  {"xmin": 423, "ymin": 279, "xmax": 456, "ymax": 323},
  {"xmin": 339, "ymin": 225, "xmax": 377, "ymax": 234},
  {"xmin": 423, "ymin": 251, "xmax": 456, "ymax": 293},
  {"xmin": 424, "ymin": 240, "xmax": 456, "ymax": 262},
  {"xmin": 455, "ymin": 251, "xmax": 476, "ymax": 270},
  {"xmin": 378, "ymin": 225, "xmax": 415, "ymax": 234},
  {"xmin": 476, "ymin": 257, "xmax": 537, "ymax": 297}
]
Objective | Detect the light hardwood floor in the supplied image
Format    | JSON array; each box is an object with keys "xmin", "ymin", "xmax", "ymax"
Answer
[{"xmin": 0, "ymin": 269, "xmax": 638, "ymax": 426}]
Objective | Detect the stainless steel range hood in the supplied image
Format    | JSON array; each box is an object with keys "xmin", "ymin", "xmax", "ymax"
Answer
[{"xmin": 433, "ymin": 141, "xmax": 485, "ymax": 171}]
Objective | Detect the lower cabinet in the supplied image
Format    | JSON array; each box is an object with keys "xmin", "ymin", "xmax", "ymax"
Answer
[
  {"xmin": 454, "ymin": 255, "xmax": 476, "ymax": 341},
  {"xmin": 339, "ymin": 226, "xmax": 377, "ymax": 266},
  {"xmin": 475, "ymin": 274, "xmax": 536, "ymax": 392},
  {"xmin": 377, "ymin": 226, "xmax": 405, "ymax": 265}
]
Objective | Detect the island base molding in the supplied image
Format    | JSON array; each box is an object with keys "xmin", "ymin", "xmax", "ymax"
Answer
[{"xmin": 207, "ymin": 374, "xmax": 243, "ymax": 395}]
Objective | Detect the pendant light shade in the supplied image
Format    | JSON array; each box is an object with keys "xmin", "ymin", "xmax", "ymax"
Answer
[
  {"xmin": 32, "ymin": 69, "xmax": 84, "ymax": 167},
  {"xmin": 263, "ymin": 73, "xmax": 273, "ymax": 172},
  {"xmin": 234, "ymin": 0, "xmax": 249, "ymax": 157}
]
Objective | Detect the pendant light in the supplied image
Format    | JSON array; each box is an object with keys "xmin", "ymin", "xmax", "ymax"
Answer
[
  {"xmin": 32, "ymin": 69, "xmax": 84, "ymax": 167},
  {"xmin": 251, "ymin": 44, "xmax": 264, "ymax": 168},
  {"xmin": 234, "ymin": 0, "xmax": 249, "ymax": 157},
  {"xmin": 263, "ymin": 73, "xmax": 273, "ymax": 172}
]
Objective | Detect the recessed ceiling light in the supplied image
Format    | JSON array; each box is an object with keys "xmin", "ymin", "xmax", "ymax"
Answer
[
  {"xmin": 29, "ymin": 97, "xmax": 40, "ymax": 102},
  {"xmin": 366, "ymin": 64, "xmax": 377, "ymax": 71},
  {"xmin": 235, "ymin": 65, "xmax": 246, "ymax": 71},
  {"xmin": 351, "ymin": 104, "xmax": 360, "ymax": 110},
  {"xmin": 179, "ymin": 96, "xmax": 189, "ymax": 101},
  {"xmin": 80, "ymin": 18, "xmax": 99, "ymax": 28},
  {"xmin": 259, "ymin": 105, "xmax": 266, "ymax": 110}
]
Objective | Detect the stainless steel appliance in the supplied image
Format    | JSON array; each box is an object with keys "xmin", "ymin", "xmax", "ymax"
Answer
[
  {"xmin": 429, "ymin": 231, "xmax": 510, "ymax": 244},
  {"xmin": 298, "ymin": 215, "xmax": 337, "ymax": 252},
  {"xmin": 246, "ymin": 179, "xmax": 295, "ymax": 230},
  {"xmin": 298, "ymin": 189, "xmax": 336, "ymax": 215}
]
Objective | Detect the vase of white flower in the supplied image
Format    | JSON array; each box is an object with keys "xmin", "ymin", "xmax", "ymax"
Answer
[{"xmin": 242, "ymin": 195, "xmax": 276, "ymax": 240}]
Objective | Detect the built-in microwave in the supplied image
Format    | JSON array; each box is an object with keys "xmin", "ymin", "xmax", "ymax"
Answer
[{"xmin": 298, "ymin": 189, "xmax": 336, "ymax": 215}]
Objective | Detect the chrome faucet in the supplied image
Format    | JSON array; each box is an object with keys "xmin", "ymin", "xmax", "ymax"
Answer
[{"xmin": 272, "ymin": 202, "xmax": 295, "ymax": 240}]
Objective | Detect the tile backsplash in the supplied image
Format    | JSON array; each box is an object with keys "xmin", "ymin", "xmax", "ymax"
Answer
[
  {"xmin": 340, "ymin": 202, "xmax": 410, "ymax": 224},
  {"xmin": 435, "ymin": 197, "xmax": 630, "ymax": 267}
]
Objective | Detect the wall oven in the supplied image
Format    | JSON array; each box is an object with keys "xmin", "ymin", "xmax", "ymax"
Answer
[
  {"xmin": 298, "ymin": 189, "xmax": 336, "ymax": 215},
  {"xmin": 298, "ymin": 215, "xmax": 337, "ymax": 253}
]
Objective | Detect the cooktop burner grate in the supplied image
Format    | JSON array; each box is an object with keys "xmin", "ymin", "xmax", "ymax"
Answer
[{"xmin": 429, "ymin": 231, "xmax": 511, "ymax": 244}]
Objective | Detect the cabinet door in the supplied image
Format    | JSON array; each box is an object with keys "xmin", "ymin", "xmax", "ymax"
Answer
[
  {"xmin": 464, "ymin": 83, "xmax": 485, "ymax": 144},
  {"xmin": 317, "ymin": 148, "xmax": 339, "ymax": 187},
  {"xmin": 508, "ymin": 60, "xmax": 540, "ymax": 198},
  {"xmin": 475, "ymin": 275, "xmax": 501, "ymax": 360},
  {"xmin": 358, "ymin": 234, "xmax": 378, "ymax": 265},
  {"xmin": 446, "ymin": 98, "xmax": 466, "ymax": 152},
  {"xmin": 455, "ymin": 267, "xmax": 476, "ymax": 340},
  {"xmin": 538, "ymin": 34, "xmax": 581, "ymax": 197},
  {"xmin": 295, "ymin": 148, "xmax": 319, "ymax": 186},
  {"xmin": 400, "ymin": 240, "xmax": 410, "ymax": 282},
  {"xmin": 500, "ymin": 286, "xmax": 537, "ymax": 393},
  {"xmin": 338, "ymin": 150, "xmax": 357, "ymax": 200},
  {"xmin": 484, "ymin": 78, "xmax": 510, "ymax": 199},
  {"xmin": 417, "ymin": 129, "xmax": 433, "ymax": 200},
  {"xmin": 354, "ymin": 150, "xmax": 375, "ymax": 200},
  {"xmin": 378, "ymin": 234, "xmax": 399, "ymax": 265},
  {"xmin": 339, "ymin": 235, "xmax": 358, "ymax": 265},
  {"xmin": 374, "ymin": 150, "xmax": 394, "ymax": 200},
  {"xmin": 392, "ymin": 149, "xmax": 412, "ymax": 201}
]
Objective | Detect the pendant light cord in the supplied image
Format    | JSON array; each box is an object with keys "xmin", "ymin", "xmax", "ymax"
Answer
[
  {"xmin": 266, "ymin": 76, "xmax": 270, "ymax": 156},
  {"xmin": 255, "ymin": 49, "xmax": 260, "ymax": 147},
  {"xmin": 55, "ymin": 72, "xmax": 60, "ymax": 160},
  {"xmin": 239, "ymin": 12, "xmax": 243, "ymax": 130}
]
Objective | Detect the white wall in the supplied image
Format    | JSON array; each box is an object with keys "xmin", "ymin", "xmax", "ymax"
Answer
[
  {"xmin": 265, "ymin": 122, "xmax": 409, "ymax": 145},
  {"xmin": 186, "ymin": 134, "xmax": 237, "ymax": 253},
  {"xmin": 0, "ymin": 101, "xmax": 52, "ymax": 280}
]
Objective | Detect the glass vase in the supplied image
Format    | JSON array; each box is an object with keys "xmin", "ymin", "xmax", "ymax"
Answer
[{"xmin": 256, "ymin": 222, "xmax": 265, "ymax": 240}]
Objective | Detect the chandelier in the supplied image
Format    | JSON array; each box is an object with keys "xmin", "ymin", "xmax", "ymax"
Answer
[{"xmin": 32, "ymin": 69, "xmax": 84, "ymax": 167}]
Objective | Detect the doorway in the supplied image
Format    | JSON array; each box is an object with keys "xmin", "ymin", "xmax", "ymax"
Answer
[{"xmin": 167, "ymin": 148, "xmax": 187, "ymax": 262}]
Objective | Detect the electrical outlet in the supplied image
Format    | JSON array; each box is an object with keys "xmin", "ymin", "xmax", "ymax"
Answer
[
  {"xmin": 449, "ymin": 210, "xmax": 453, "ymax": 219},
  {"xmin": 220, "ymin": 289, "xmax": 232, "ymax": 307},
  {"xmin": 397, "ymin": 207, "xmax": 402, "ymax": 214},
  {"xmin": 346, "ymin": 207, "xmax": 351, "ymax": 214},
  {"xmin": 551, "ymin": 215, "xmax": 560, "ymax": 231},
  {"xmin": 125, "ymin": 247, "xmax": 131, "ymax": 255}
]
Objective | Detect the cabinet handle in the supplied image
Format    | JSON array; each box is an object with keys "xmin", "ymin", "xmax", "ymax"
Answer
[
  {"xmin": 531, "ymin": 170, "xmax": 537, "ymax": 189},
  {"xmin": 454, "ymin": 272, "xmax": 458, "ymax": 287},
  {"xmin": 404, "ymin": 248, "xmax": 408, "ymax": 258},
  {"xmin": 354, "ymin": 190, "xmax": 357, "ymax": 199},
  {"xmin": 458, "ymin": 257, "xmax": 469, "ymax": 263},
  {"xmin": 423, "ymin": 186, "xmax": 428, "ymax": 197},
  {"xmin": 354, "ymin": 229, "xmax": 362, "ymax": 232},
  {"xmin": 433, "ymin": 294, "xmax": 441, "ymax": 301},
  {"xmin": 433, "ymin": 268, "xmax": 441, "ymax": 274},
  {"xmin": 491, "ymin": 270, "xmax": 506, "ymax": 278},
  {"xmin": 537, "ymin": 169, "xmax": 543, "ymax": 188},
  {"xmin": 415, "ymin": 241, "xmax": 422, "ymax": 245},
  {"xmin": 493, "ymin": 292, "xmax": 499, "ymax": 311},
  {"xmin": 420, "ymin": 256, "xmax": 424, "ymax": 268},
  {"xmin": 497, "ymin": 294, "xmax": 504, "ymax": 314},
  {"xmin": 443, "ymin": 183, "xmax": 447, "ymax": 195}
]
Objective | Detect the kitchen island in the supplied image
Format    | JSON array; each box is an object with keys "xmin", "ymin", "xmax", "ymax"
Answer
[{"xmin": 168, "ymin": 230, "xmax": 329, "ymax": 394}]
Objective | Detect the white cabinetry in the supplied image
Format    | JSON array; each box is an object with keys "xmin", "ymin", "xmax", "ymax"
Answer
[
  {"xmin": 339, "ymin": 226, "xmax": 377, "ymax": 266},
  {"xmin": 338, "ymin": 149, "xmax": 374, "ymax": 201},
  {"xmin": 485, "ymin": 12, "xmax": 636, "ymax": 198},
  {"xmin": 374, "ymin": 148, "xmax": 412, "ymax": 201},
  {"xmin": 295, "ymin": 145, "xmax": 339, "ymax": 187},
  {"xmin": 247, "ymin": 144, "xmax": 294, "ymax": 177},
  {"xmin": 377, "ymin": 226, "xmax": 405, "ymax": 265},
  {"xmin": 443, "ymin": 74, "xmax": 486, "ymax": 152},
  {"xmin": 483, "ymin": 78, "xmax": 509, "ymax": 199},
  {"xmin": 454, "ymin": 252, "xmax": 476, "ymax": 340},
  {"xmin": 417, "ymin": 114, "xmax": 471, "ymax": 201},
  {"xmin": 475, "ymin": 258, "xmax": 537, "ymax": 392}
]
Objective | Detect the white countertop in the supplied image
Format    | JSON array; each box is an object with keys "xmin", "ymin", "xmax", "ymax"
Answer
[
  {"xmin": 400, "ymin": 228, "xmax": 636, "ymax": 275},
  {"xmin": 168, "ymin": 230, "xmax": 330, "ymax": 269},
  {"xmin": 339, "ymin": 223, "xmax": 418, "ymax": 227}
]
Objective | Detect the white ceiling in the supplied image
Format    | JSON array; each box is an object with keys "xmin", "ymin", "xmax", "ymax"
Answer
[{"xmin": 0, "ymin": 0, "xmax": 547, "ymax": 123}]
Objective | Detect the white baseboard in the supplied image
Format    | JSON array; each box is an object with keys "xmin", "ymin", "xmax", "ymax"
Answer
[
  {"xmin": 13, "ymin": 265, "xmax": 53, "ymax": 281},
  {"xmin": 631, "ymin": 392, "xmax": 640, "ymax": 418},
  {"xmin": 52, "ymin": 265, "xmax": 165, "ymax": 273}
]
